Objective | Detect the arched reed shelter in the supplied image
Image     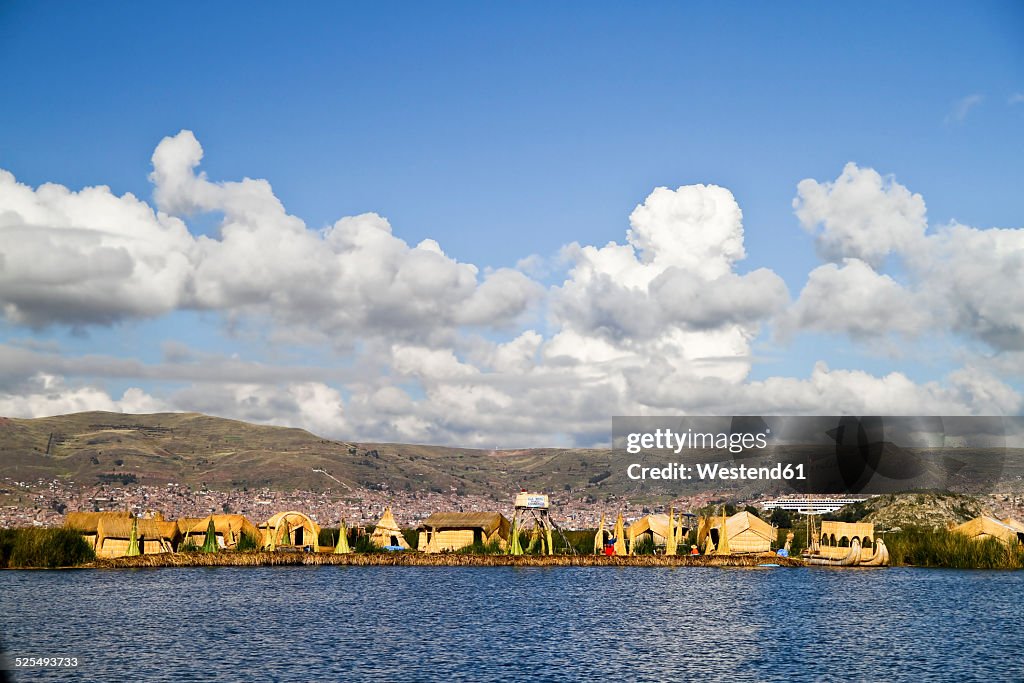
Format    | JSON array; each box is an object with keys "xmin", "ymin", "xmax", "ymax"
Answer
[{"xmin": 261, "ymin": 511, "xmax": 322, "ymax": 549}]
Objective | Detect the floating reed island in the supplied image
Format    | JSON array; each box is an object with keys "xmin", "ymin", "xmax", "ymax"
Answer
[
  {"xmin": 90, "ymin": 551, "xmax": 805, "ymax": 569},
  {"xmin": 9, "ymin": 490, "xmax": 1018, "ymax": 570}
]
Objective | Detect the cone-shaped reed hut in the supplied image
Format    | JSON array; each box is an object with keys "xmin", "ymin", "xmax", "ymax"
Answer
[
  {"xmin": 666, "ymin": 509, "xmax": 677, "ymax": 557},
  {"xmin": 508, "ymin": 516, "xmax": 523, "ymax": 555},
  {"xmin": 201, "ymin": 519, "xmax": 219, "ymax": 553},
  {"xmin": 369, "ymin": 508, "xmax": 411, "ymax": 549}
]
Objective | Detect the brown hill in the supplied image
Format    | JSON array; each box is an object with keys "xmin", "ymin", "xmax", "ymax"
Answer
[
  {"xmin": 1, "ymin": 412, "xmax": 1021, "ymax": 502},
  {"xmin": 0, "ymin": 411, "xmax": 615, "ymax": 496}
]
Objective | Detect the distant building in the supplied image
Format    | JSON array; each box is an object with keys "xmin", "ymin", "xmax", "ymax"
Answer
[{"xmin": 760, "ymin": 496, "xmax": 872, "ymax": 515}]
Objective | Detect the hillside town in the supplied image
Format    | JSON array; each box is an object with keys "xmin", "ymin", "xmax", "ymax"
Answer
[
  {"xmin": 1, "ymin": 476, "xmax": 730, "ymax": 530},
  {"xmin": 3, "ymin": 475, "xmax": 1024, "ymax": 532}
]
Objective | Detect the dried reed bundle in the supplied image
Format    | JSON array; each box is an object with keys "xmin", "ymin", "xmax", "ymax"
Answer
[{"xmin": 91, "ymin": 550, "xmax": 804, "ymax": 569}]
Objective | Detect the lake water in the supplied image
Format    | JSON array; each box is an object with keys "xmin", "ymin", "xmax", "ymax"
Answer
[{"xmin": 2, "ymin": 566, "xmax": 1022, "ymax": 682}]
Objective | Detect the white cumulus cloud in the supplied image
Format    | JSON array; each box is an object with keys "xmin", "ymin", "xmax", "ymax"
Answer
[
  {"xmin": 0, "ymin": 130, "xmax": 542, "ymax": 344},
  {"xmin": 0, "ymin": 170, "xmax": 195, "ymax": 326},
  {"xmin": 2, "ymin": 143, "xmax": 1022, "ymax": 447},
  {"xmin": 551, "ymin": 184, "xmax": 788, "ymax": 381},
  {"xmin": 794, "ymin": 162, "xmax": 927, "ymax": 267},
  {"xmin": 789, "ymin": 163, "xmax": 1024, "ymax": 351}
]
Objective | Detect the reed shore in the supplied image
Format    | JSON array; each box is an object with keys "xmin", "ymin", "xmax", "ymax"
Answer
[{"xmin": 89, "ymin": 551, "xmax": 804, "ymax": 569}]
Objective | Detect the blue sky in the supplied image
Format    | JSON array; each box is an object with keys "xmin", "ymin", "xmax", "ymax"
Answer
[{"xmin": 0, "ymin": 3, "xmax": 1022, "ymax": 445}]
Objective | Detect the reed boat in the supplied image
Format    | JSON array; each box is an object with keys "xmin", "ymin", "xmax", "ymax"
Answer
[{"xmin": 801, "ymin": 516, "xmax": 890, "ymax": 567}]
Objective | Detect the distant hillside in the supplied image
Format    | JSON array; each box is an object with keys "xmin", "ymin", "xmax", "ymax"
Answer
[
  {"xmin": 822, "ymin": 492, "xmax": 989, "ymax": 530},
  {"xmin": 862, "ymin": 492, "xmax": 988, "ymax": 530},
  {"xmin": 0, "ymin": 411, "xmax": 621, "ymax": 498},
  {"xmin": 1, "ymin": 412, "xmax": 1021, "ymax": 502}
]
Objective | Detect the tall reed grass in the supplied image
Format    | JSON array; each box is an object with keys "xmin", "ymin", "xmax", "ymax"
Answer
[
  {"xmin": 885, "ymin": 527, "xmax": 1024, "ymax": 569},
  {"xmin": 0, "ymin": 528, "xmax": 95, "ymax": 568}
]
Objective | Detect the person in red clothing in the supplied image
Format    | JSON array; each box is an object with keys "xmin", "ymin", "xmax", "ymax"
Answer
[{"xmin": 690, "ymin": 544, "xmax": 699, "ymax": 555}]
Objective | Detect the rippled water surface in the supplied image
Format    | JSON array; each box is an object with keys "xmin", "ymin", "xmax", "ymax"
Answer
[{"xmin": 2, "ymin": 566, "xmax": 1023, "ymax": 682}]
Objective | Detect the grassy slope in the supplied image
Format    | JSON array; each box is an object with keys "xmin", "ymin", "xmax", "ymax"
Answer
[{"xmin": 1, "ymin": 412, "xmax": 1022, "ymax": 502}]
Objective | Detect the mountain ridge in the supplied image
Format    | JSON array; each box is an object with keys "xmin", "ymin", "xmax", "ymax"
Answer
[{"xmin": 2, "ymin": 411, "xmax": 1021, "ymax": 502}]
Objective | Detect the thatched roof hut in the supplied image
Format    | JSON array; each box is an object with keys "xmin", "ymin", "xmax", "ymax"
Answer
[
  {"xmin": 175, "ymin": 517, "xmax": 204, "ymax": 537},
  {"xmin": 64, "ymin": 511, "xmax": 132, "ymax": 549},
  {"xmin": 182, "ymin": 514, "xmax": 261, "ymax": 550},
  {"xmin": 1001, "ymin": 517, "xmax": 1024, "ymax": 533},
  {"xmin": 629, "ymin": 514, "xmax": 673, "ymax": 545},
  {"xmin": 95, "ymin": 517, "xmax": 180, "ymax": 558},
  {"xmin": 369, "ymin": 508, "xmax": 411, "ymax": 550},
  {"xmin": 953, "ymin": 515, "xmax": 1024, "ymax": 545},
  {"xmin": 64, "ymin": 510, "xmax": 132, "ymax": 531},
  {"xmin": 628, "ymin": 511, "xmax": 685, "ymax": 555},
  {"xmin": 697, "ymin": 511, "xmax": 776, "ymax": 555},
  {"xmin": 417, "ymin": 512, "xmax": 510, "ymax": 553},
  {"xmin": 260, "ymin": 511, "xmax": 322, "ymax": 549}
]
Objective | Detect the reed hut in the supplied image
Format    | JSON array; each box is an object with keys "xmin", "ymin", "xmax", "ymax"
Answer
[
  {"xmin": 95, "ymin": 517, "xmax": 180, "ymax": 558},
  {"xmin": 260, "ymin": 511, "xmax": 321, "ymax": 550},
  {"xmin": 953, "ymin": 515, "xmax": 1024, "ymax": 545},
  {"xmin": 1002, "ymin": 517, "xmax": 1024, "ymax": 533},
  {"xmin": 175, "ymin": 517, "xmax": 204, "ymax": 538},
  {"xmin": 417, "ymin": 512, "xmax": 510, "ymax": 553},
  {"xmin": 369, "ymin": 508, "xmax": 411, "ymax": 549},
  {"xmin": 64, "ymin": 511, "xmax": 132, "ymax": 550},
  {"xmin": 628, "ymin": 513, "xmax": 677, "ymax": 552},
  {"xmin": 697, "ymin": 511, "xmax": 776, "ymax": 555},
  {"xmin": 182, "ymin": 514, "xmax": 261, "ymax": 550}
]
